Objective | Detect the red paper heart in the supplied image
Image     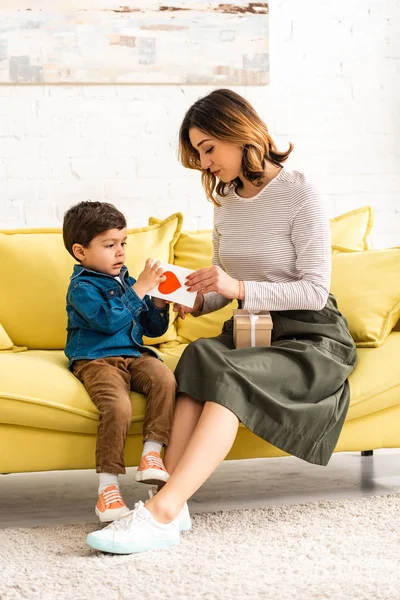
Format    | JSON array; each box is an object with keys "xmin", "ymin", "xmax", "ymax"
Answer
[{"xmin": 158, "ymin": 271, "xmax": 182, "ymax": 295}]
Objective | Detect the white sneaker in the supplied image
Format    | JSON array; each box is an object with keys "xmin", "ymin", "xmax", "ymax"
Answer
[
  {"xmin": 148, "ymin": 487, "xmax": 192, "ymax": 533},
  {"xmin": 178, "ymin": 502, "xmax": 192, "ymax": 533},
  {"xmin": 86, "ymin": 501, "xmax": 180, "ymax": 555}
]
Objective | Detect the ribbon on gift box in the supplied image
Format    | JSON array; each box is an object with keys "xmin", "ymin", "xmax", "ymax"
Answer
[{"xmin": 249, "ymin": 313, "xmax": 259, "ymax": 347}]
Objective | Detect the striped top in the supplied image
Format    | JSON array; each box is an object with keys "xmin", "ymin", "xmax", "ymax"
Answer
[{"xmin": 202, "ymin": 167, "xmax": 331, "ymax": 314}]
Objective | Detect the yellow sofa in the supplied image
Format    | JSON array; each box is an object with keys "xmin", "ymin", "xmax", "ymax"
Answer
[{"xmin": 1, "ymin": 207, "xmax": 400, "ymax": 474}]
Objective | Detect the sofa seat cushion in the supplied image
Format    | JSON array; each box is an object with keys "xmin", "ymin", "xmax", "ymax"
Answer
[
  {"xmin": 161, "ymin": 337, "xmax": 400, "ymax": 421},
  {"xmin": 1, "ymin": 334, "xmax": 399, "ymax": 436},
  {"xmin": 0, "ymin": 349, "xmax": 181, "ymax": 436},
  {"xmin": 346, "ymin": 332, "xmax": 400, "ymax": 419}
]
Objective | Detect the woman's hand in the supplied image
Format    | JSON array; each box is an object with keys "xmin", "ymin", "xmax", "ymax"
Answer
[
  {"xmin": 173, "ymin": 293, "xmax": 204, "ymax": 320},
  {"xmin": 185, "ymin": 266, "xmax": 240, "ymax": 300}
]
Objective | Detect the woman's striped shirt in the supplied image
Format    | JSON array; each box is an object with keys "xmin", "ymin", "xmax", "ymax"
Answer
[{"xmin": 202, "ymin": 167, "xmax": 331, "ymax": 315}]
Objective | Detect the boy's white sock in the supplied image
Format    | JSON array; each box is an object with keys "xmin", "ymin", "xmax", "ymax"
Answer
[
  {"xmin": 98, "ymin": 472, "xmax": 119, "ymax": 495},
  {"xmin": 142, "ymin": 440, "xmax": 163, "ymax": 457}
]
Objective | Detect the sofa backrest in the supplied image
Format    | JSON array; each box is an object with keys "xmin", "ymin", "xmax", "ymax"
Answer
[{"xmin": 0, "ymin": 206, "xmax": 379, "ymax": 350}]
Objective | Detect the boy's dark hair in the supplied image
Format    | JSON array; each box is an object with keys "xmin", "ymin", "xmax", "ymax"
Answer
[{"xmin": 63, "ymin": 201, "xmax": 127, "ymax": 259}]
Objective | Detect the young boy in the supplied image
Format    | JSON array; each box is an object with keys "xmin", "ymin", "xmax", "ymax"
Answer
[{"xmin": 63, "ymin": 201, "xmax": 177, "ymax": 523}]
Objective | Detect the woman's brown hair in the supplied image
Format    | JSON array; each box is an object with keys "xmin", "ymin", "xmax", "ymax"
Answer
[{"xmin": 179, "ymin": 89, "xmax": 293, "ymax": 204}]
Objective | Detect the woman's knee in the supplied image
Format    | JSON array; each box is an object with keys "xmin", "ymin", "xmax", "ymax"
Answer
[{"xmin": 176, "ymin": 392, "xmax": 204, "ymax": 413}]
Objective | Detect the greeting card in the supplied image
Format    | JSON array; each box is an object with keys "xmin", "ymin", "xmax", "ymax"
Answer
[{"xmin": 148, "ymin": 262, "xmax": 198, "ymax": 308}]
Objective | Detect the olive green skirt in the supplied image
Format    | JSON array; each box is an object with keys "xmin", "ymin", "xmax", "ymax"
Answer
[{"xmin": 174, "ymin": 294, "xmax": 357, "ymax": 466}]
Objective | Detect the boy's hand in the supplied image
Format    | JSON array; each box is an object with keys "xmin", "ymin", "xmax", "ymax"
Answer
[
  {"xmin": 173, "ymin": 294, "xmax": 204, "ymax": 319},
  {"xmin": 133, "ymin": 258, "xmax": 166, "ymax": 299},
  {"xmin": 152, "ymin": 297, "xmax": 168, "ymax": 309}
]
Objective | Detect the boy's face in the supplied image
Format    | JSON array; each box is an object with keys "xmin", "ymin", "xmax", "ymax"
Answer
[{"xmin": 73, "ymin": 228, "xmax": 127, "ymax": 276}]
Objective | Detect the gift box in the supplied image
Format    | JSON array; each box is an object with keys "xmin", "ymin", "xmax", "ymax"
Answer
[{"xmin": 233, "ymin": 309, "xmax": 273, "ymax": 349}]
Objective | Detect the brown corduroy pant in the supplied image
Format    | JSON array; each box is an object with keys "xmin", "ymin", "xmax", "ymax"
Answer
[{"xmin": 72, "ymin": 354, "xmax": 176, "ymax": 474}]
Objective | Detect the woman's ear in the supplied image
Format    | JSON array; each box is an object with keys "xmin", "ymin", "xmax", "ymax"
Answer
[{"xmin": 72, "ymin": 243, "xmax": 86, "ymax": 262}]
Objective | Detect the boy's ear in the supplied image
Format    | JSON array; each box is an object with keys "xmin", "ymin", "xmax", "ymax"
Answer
[{"xmin": 72, "ymin": 243, "xmax": 86, "ymax": 262}]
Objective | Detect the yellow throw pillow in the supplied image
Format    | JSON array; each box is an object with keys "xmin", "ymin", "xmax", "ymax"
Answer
[
  {"xmin": 149, "ymin": 219, "xmax": 237, "ymax": 343},
  {"xmin": 0, "ymin": 214, "xmax": 182, "ymax": 349},
  {"xmin": 330, "ymin": 206, "xmax": 373, "ymax": 251},
  {"xmin": 0, "ymin": 323, "xmax": 27, "ymax": 354},
  {"xmin": 125, "ymin": 213, "xmax": 182, "ymax": 279},
  {"xmin": 173, "ymin": 229, "xmax": 238, "ymax": 342},
  {"xmin": 151, "ymin": 205, "xmax": 373, "ymax": 345},
  {"xmin": 125, "ymin": 213, "xmax": 183, "ymax": 346},
  {"xmin": 330, "ymin": 245, "xmax": 400, "ymax": 347},
  {"xmin": 173, "ymin": 229, "xmax": 213, "ymax": 271},
  {"xmin": 0, "ymin": 324, "xmax": 14, "ymax": 350},
  {"xmin": 0, "ymin": 228, "xmax": 75, "ymax": 349}
]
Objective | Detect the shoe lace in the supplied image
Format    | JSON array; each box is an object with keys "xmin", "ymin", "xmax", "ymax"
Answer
[
  {"xmin": 102, "ymin": 488, "xmax": 124, "ymax": 507},
  {"xmin": 144, "ymin": 454, "xmax": 165, "ymax": 469},
  {"xmin": 105, "ymin": 502, "xmax": 148, "ymax": 532}
]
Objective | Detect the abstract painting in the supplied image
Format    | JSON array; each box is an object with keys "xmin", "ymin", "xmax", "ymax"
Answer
[{"xmin": 0, "ymin": 1, "xmax": 269, "ymax": 84}]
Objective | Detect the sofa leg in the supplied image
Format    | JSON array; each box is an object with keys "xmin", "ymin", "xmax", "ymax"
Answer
[{"xmin": 361, "ymin": 450, "xmax": 373, "ymax": 456}]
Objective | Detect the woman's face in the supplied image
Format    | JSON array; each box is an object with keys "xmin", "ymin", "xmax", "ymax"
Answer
[{"xmin": 189, "ymin": 127, "xmax": 243, "ymax": 183}]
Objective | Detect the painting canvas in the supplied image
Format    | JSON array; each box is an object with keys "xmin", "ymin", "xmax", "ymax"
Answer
[{"xmin": 0, "ymin": 1, "xmax": 269, "ymax": 84}]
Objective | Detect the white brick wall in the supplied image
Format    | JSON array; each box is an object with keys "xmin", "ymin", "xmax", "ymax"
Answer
[{"xmin": 0, "ymin": 0, "xmax": 399, "ymax": 247}]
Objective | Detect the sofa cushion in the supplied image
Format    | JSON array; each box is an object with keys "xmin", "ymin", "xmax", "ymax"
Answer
[
  {"xmin": 125, "ymin": 213, "xmax": 182, "ymax": 346},
  {"xmin": 151, "ymin": 206, "xmax": 374, "ymax": 343},
  {"xmin": 0, "ymin": 213, "xmax": 182, "ymax": 350},
  {"xmin": 0, "ymin": 349, "xmax": 181, "ymax": 436},
  {"xmin": 164, "ymin": 227, "xmax": 238, "ymax": 343},
  {"xmin": 0, "ymin": 325, "xmax": 14, "ymax": 350},
  {"xmin": 0, "ymin": 229, "xmax": 75, "ymax": 350},
  {"xmin": 1, "ymin": 334, "xmax": 399, "ymax": 436},
  {"xmin": 346, "ymin": 333, "xmax": 400, "ymax": 420},
  {"xmin": 152, "ymin": 205, "xmax": 373, "ymax": 257},
  {"xmin": 331, "ymin": 246, "xmax": 400, "ymax": 347},
  {"xmin": 330, "ymin": 205, "xmax": 373, "ymax": 251},
  {"xmin": 0, "ymin": 324, "xmax": 27, "ymax": 354},
  {"xmin": 160, "ymin": 334, "xmax": 400, "ymax": 422}
]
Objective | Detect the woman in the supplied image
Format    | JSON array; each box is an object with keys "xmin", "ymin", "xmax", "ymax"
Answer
[{"xmin": 86, "ymin": 89, "xmax": 357, "ymax": 555}]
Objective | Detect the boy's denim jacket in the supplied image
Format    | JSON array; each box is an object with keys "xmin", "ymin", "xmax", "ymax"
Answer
[{"xmin": 65, "ymin": 264, "xmax": 169, "ymax": 367}]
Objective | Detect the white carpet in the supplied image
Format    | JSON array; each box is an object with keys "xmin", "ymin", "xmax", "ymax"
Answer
[{"xmin": 1, "ymin": 494, "xmax": 399, "ymax": 600}]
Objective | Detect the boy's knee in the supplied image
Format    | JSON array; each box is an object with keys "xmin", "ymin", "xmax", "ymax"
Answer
[
  {"xmin": 102, "ymin": 397, "xmax": 132, "ymax": 426},
  {"xmin": 161, "ymin": 367, "xmax": 177, "ymax": 390},
  {"xmin": 152, "ymin": 361, "xmax": 175, "ymax": 384}
]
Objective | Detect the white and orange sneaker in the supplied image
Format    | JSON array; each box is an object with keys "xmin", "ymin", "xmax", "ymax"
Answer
[
  {"xmin": 87, "ymin": 501, "xmax": 180, "ymax": 555},
  {"xmin": 95, "ymin": 485, "xmax": 130, "ymax": 523},
  {"xmin": 135, "ymin": 451, "xmax": 170, "ymax": 485}
]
